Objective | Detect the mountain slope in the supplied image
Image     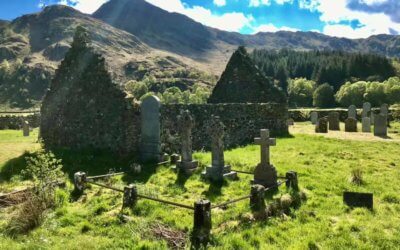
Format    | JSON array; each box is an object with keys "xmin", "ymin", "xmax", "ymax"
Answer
[
  {"xmin": 0, "ymin": 5, "xmax": 214, "ymax": 108},
  {"xmin": 93, "ymin": 0, "xmax": 400, "ymax": 66}
]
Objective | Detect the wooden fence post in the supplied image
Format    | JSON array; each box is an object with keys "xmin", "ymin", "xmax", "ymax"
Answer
[
  {"xmin": 285, "ymin": 171, "xmax": 298, "ymax": 190},
  {"xmin": 123, "ymin": 184, "xmax": 138, "ymax": 208},
  {"xmin": 193, "ymin": 199, "xmax": 211, "ymax": 244}
]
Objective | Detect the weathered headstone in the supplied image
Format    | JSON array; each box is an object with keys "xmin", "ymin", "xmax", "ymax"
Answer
[
  {"xmin": 252, "ymin": 129, "xmax": 278, "ymax": 188},
  {"xmin": 370, "ymin": 111, "xmax": 375, "ymax": 125},
  {"xmin": 315, "ymin": 117, "xmax": 328, "ymax": 133},
  {"xmin": 362, "ymin": 102, "xmax": 371, "ymax": 118},
  {"xmin": 345, "ymin": 118, "xmax": 357, "ymax": 132},
  {"xmin": 328, "ymin": 112, "xmax": 340, "ymax": 131},
  {"xmin": 380, "ymin": 103, "xmax": 389, "ymax": 116},
  {"xmin": 140, "ymin": 95, "xmax": 161, "ymax": 162},
  {"xmin": 202, "ymin": 116, "xmax": 237, "ymax": 181},
  {"xmin": 343, "ymin": 192, "xmax": 373, "ymax": 209},
  {"xmin": 310, "ymin": 111, "xmax": 318, "ymax": 125},
  {"xmin": 176, "ymin": 110, "xmax": 198, "ymax": 174},
  {"xmin": 22, "ymin": 120, "xmax": 30, "ymax": 137},
  {"xmin": 348, "ymin": 105, "xmax": 357, "ymax": 119},
  {"xmin": 362, "ymin": 117, "xmax": 371, "ymax": 133},
  {"xmin": 374, "ymin": 114, "xmax": 387, "ymax": 137}
]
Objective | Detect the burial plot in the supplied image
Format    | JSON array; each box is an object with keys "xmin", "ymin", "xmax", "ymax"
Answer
[
  {"xmin": 315, "ymin": 117, "xmax": 328, "ymax": 133},
  {"xmin": 140, "ymin": 95, "xmax": 161, "ymax": 162},
  {"xmin": 343, "ymin": 192, "xmax": 373, "ymax": 209},
  {"xmin": 345, "ymin": 118, "xmax": 357, "ymax": 132},
  {"xmin": 176, "ymin": 110, "xmax": 198, "ymax": 174},
  {"xmin": 202, "ymin": 116, "xmax": 237, "ymax": 181},
  {"xmin": 374, "ymin": 114, "xmax": 388, "ymax": 137},
  {"xmin": 348, "ymin": 105, "xmax": 357, "ymax": 119},
  {"xmin": 362, "ymin": 117, "xmax": 371, "ymax": 133},
  {"xmin": 310, "ymin": 111, "xmax": 318, "ymax": 125},
  {"xmin": 328, "ymin": 112, "xmax": 340, "ymax": 131},
  {"xmin": 22, "ymin": 120, "xmax": 29, "ymax": 137},
  {"xmin": 252, "ymin": 129, "xmax": 278, "ymax": 188}
]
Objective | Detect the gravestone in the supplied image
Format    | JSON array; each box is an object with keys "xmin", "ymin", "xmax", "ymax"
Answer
[
  {"xmin": 252, "ymin": 129, "xmax": 278, "ymax": 188},
  {"xmin": 374, "ymin": 114, "xmax": 387, "ymax": 137},
  {"xmin": 328, "ymin": 112, "xmax": 340, "ymax": 131},
  {"xmin": 202, "ymin": 116, "xmax": 237, "ymax": 181},
  {"xmin": 22, "ymin": 120, "xmax": 30, "ymax": 137},
  {"xmin": 310, "ymin": 111, "xmax": 318, "ymax": 125},
  {"xmin": 348, "ymin": 105, "xmax": 357, "ymax": 119},
  {"xmin": 345, "ymin": 118, "xmax": 357, "ymax": 132},
  {"xmin": 140, "ymin": 95, "xmax": 161, "ymax": 162},
  {"xmin": 315, "ymin": 117, "xmax": 328, "ymax": 133},
  {"xmin": 362, "ymin": 117, "xmax": 371, "ymax": 133},
  {"xmin": 343, "ymin": 192, "xmax": 373, "ymax": 209},
  {"xmin": 380, "ymin": 103, "xmax": 389, "ymax": 116},
  {"xmin": 362, "ymin": 102, "xmax": 371, "ymax": 118},
  {"xmin": 176, "ymin": 110, "xmax": 198, "ymax": 174},
  {"xmin": 370, "ymin": 111, "xmax": 375, "ymax": 125}
]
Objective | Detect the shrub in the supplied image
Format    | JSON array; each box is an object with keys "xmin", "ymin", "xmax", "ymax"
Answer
[
  {"xmin": 313, "ymin": 83, "xmax": 335, "ymax": 108},
  {"xmin": 350, "ymin": 168, "xmax": 363, "ymax": 185},
  {"xmin": 288, "ymin": 78, "xmax": 316, "ymax": 107}
]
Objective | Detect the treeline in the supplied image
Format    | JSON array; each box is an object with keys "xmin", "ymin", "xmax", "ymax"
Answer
[
  {"xmin": 251, "ymin": 49, "xmax": 397, "ymax": 91},
  {"xmin": 288, "ymin": 77, "xmax": 400, "ymax": 108}
]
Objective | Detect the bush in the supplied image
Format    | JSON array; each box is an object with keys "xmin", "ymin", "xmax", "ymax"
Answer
[
  {"xmin": 126, "ymin": 80, "xmax": 148, "ymax": 100},
  {"xmin": 7, "ymin": 150, "xmax": 64, "ymax": 235},
  {"xmin": 313, "ymin": 83, "xmax": 335, "ymax": 108},
  {"xmin": 335, "ymin": 81, "xmax": 366, "ymax": 107},
  {"xmin": 288, "ymin": 78, "xmax": 316, "ymax": 107}
]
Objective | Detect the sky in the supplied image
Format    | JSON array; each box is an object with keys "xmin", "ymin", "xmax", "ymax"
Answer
[{"xmin": 0, "ymin": 0, "xmax": 399, "ymax": 39}]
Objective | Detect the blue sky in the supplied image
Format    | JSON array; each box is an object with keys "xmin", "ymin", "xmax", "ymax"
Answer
[{"xmin": 0, "ymin": 0, "xmax": 399, "ymax": 38}]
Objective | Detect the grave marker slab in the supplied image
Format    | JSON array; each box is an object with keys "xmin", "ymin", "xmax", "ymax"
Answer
[
  {"xmin": 362, "ymin": 102, "xmax": 371, "ymax": 118},
  {"xmin": 310, "ymin": 111, "xmax": 318, "ymax": 125},
  {"xmin": 348, "ymin": 105, "xmax": 357, "ymax": 119},
  {"xmin": 328, "ymin": 112, "xmax": 340, "ymax": 131},
  {"xmin": 343, "ymin": 192, "xmax": 373, "ymax": 209},
  {"xmin": 22, "ymin": 120, "xmax": 30, "ymax": 137},
  {"xmin": 345, "ymin": 118, "xmax": 357, "ymax": 132},
  {"xmin": 362, "ymin": 117, "xmax": 371, "ymax": 133},
  {"xmin": 374, "ymin": 114, "xmax": 388, "ymax": 137},
  {"xmin": 252, "ymin": 129, "xmax": 278, "ymax": 188},
  {"xmin": 380, "ymin": 103, "xmax": 389, "ymax": 116},
  {"xmin": 140, "ymin": 95, "xmax": 161, "ymax": 162},
  {"xmin": 315, "ymin": 117, "xmax": 328, "ymax": 133}
]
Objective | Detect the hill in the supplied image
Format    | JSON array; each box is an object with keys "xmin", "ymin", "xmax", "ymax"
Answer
[
  {"xmin": 0, "ymin": 5, "xmax": 215, "ymax": 108},
  {"xmin": 94, "ymin": 0, "xmax": 400, "ymax": 68}
]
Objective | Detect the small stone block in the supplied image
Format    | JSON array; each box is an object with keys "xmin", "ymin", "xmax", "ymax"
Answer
[
  {"xmin": 343, "ymin": 192, "xmax": 373, "ymax": 209},
  {"xmin": 250, "ymin": 185, "xmax": 266, "ymax": 212},
  {"xmin": 73, "ymin": 172, "xmax": 87, "ymax": 193},
  {"xmin": 176, "ymin": 160, "xmax": 198, "ymax": 175}
]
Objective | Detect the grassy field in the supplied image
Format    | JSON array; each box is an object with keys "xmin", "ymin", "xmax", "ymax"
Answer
[{"xmin": 0, "ymin": 124, "xmax": 400, "ymax": 249}]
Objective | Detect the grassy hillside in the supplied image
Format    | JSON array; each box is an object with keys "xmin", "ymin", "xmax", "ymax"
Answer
[{"xmin": 0, "ymin": 124, "xmax": 400, "ymax": 248}]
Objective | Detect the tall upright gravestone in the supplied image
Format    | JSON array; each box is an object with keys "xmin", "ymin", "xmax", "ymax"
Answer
[
  {"xmin": 362, "ymin": 117, "xmax": 371, "ymax": 133},
  {"xmin": 140, "ymin": 95, "xmax": 161, "ymax": 162},
  {"xmin": 22, "ymin": 120, "xmax": 30, "ymax": 137},
  {"xmin": 374, "ymin": 114, "xmax": 387, "ymax": 137},
  {"xmin": 328, "ymin": 112, "xmax": 340, "ymax": 131},
  {"xmin": 252, "ymin": 129, "xmax": 278, "ymax": 188},
  {"xmin": 362, "ymin": 102, "xmax": 371, "ymax": 118},
  {"xmin": 345, "ymin": 118, "xmax": 357, "ymax": 132},
  {"xmin": 348, "ymin": 105, "xmax": 357, "ymax": 119},
  {"xmin": 310, "ymin": 112, "xmax": 318, "ymax": 125}
]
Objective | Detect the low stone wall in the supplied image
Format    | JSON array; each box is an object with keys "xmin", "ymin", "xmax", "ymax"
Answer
[
  {"xmin": 0, "ymin": 114, "xmax": 41, "ymax": 130},
  {"xmin": 289, "ymin": 108, "xmax": 399, "ymax": 122},
  {"xmin": 161, "ymin": 103, "xmax": 288, "ymax": 152}
]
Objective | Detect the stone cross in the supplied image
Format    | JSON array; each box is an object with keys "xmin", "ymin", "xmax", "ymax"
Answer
[
  {"xmin": 178, "ymin": 110, "xmax": 195, "ymax": 162},
  {"xmin": 176, "ymin": 110, "xmax": 198, "ymax": 174},
  {"xmin": 254, "ymin": 129, "xmax": 276, "ymax": 166}
]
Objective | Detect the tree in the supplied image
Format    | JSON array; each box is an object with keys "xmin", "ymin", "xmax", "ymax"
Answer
[
  {"xmin": 276, "ymin": 64, "xmax": 289, "ymax": 94},
  {"xmin": 335, "ymin": 81, "xmax": 366, "ymax": 107},
  {"xmin": 288, "ymin": 78, "xmax": 316, "ymax": 107},
  {"xmin": 313, "ymin": 83, "xmax": 335, "ymax": 108}
]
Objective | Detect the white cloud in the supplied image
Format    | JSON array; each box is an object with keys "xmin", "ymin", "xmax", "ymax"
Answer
[
  {"xmin": 297, "ymin": 0, "xmax": 400, "ymax": 38},
  {"xmin": 253, "ymin": 23, "xmax": 299, "ymax": 33},
  {"xmin": 213, "ymin": 0, "xmax": 226, "ymax": 7},
  {"xmin": 249, "ymin": 0, "xmax": 271, "ymax": 7},
  {"xmin": 360, "ymin": 0, "xmax": 388, "ymax": 5},
  {"xmin": 146, "ymin": 0, "xmax": 253, "ymax": 32},
  {"xmin": 58, "ymin": 0, "xmax": 109, "ymax": 14}
]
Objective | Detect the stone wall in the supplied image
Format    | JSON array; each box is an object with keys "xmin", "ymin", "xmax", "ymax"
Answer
[
  {"xmin": 0, "ymin": 114, "xmax": 40, "ymax": 130},
  {"xmin": 160, "ymin": 103, "xmax": 288, "ymax": 152}
]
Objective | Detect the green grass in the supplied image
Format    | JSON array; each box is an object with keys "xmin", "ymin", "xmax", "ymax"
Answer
[{"xmin": 1, "ymin": 126, "xmax": 400, "ymax": 249}]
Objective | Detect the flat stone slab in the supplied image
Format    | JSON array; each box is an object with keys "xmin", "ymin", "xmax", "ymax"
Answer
[{"xmin": 343, "ymin": 191, "xmax": 373, "ymax": 209}]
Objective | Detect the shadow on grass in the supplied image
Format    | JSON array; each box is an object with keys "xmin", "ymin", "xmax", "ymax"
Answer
[
  {"xmin": 202, "ymin": 180, "xmax": 225, "ymax": 201},
  {"xmin": 0, "ymin": 151, "xmax": 30, "ymax": 183},
  {"xmin": 174, "ymin": 171, "xmax": 190, "ymax": 188},
  {"xmin": 121, "ymin": 161, "xmax": 160, "ymax": 184}
]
